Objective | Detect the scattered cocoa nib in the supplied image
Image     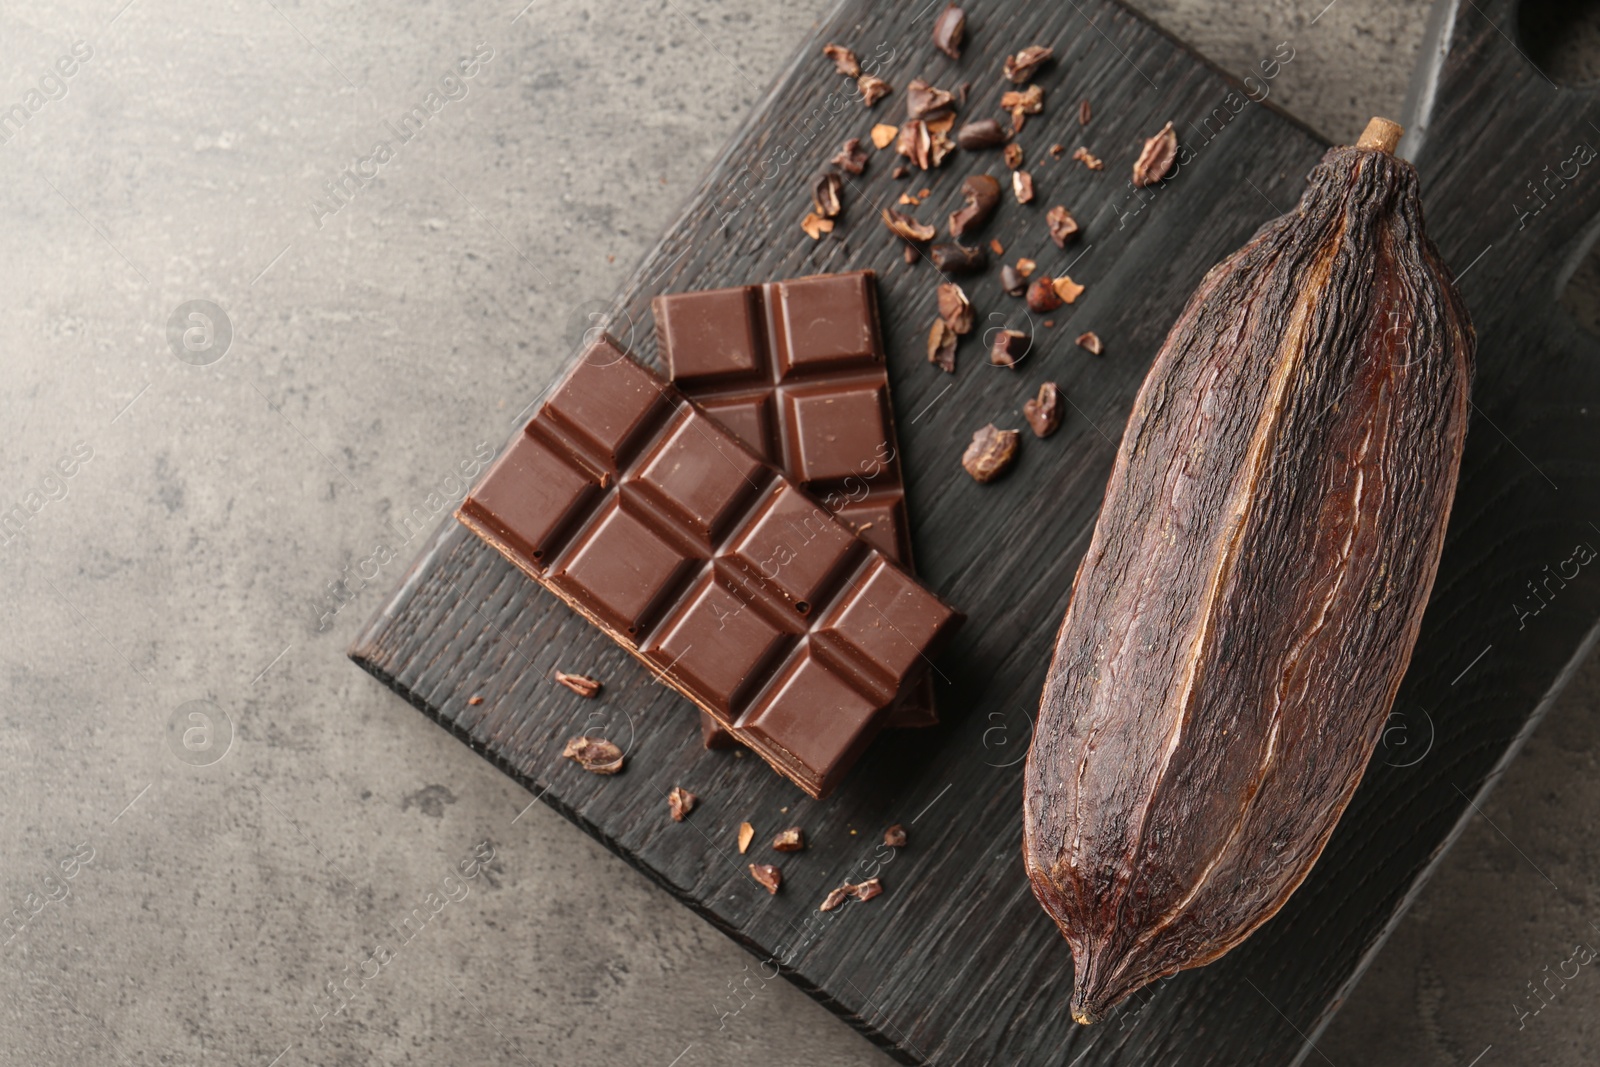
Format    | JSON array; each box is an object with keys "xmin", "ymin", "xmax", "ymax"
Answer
[
  {"xmin": 892, "ymin": 164, "xmax": 909, "ymax": 179},
  {"xmin": 928, "ymin": 318, "xmax": 958, "ymax": 373},
  {"xmin": 948, "ymin": 174, "xmax": 1001, "ymax": 238},
  {"xmin": 667, "ymin": 786, "xmax": 697, "ymax": 821},
  {"xmin": 819, "ymin": 884, "xmax": 853, "ymax": 912},
  {"xmin": 832, "ymin": 137, "xmax": 869, "ymax": 175},
  {"xmin": 956, "ymin": 118, "xmax": 1008, "ymax": 150},
  {"xmin": 1073, "ymin": 146, "xmax": 1103, "ymax": 171},
  {"xmin": 896, "ymin": 120, "xmax": 931, "ymax": 169},
  {"xmin": 823, "ymin": 43, "xmax": 860, "ymax": 78},
  {"xmin": 852, "ymin": 878, "xmax": 884, "ymax": 902},
  {"xmin": 1053, "ymin": 275, "xmax": 1086, "ymax": 303},
  {"xmin": 1049, "ymin": 143, "xmax": 1066, "ymax": 158},
  {"xmin": 1001, "ymin": 84, "xmax": 1044, "ymax": 131},
  {"xmin": 882, "ymin": 207, "xmax": 936, "ymax": 242},
  {"xmin": 884, "ymin": 824, "xmax": 908, "ymax": 848},
  {"xmin": 1025, "ymin": 381, "xmax": 1063, "ymax": 437},
  {"xmin": 1016, "ymin": 257, "xmax": 1037, "ymax": 278},
  {"xmin": 467, "ymin": 695, "xmax": 484, "ymax": 706},
  {"xmin": 1000, "ymin": 264, "xmax": 1025, "ymax": 296},
  {"xmin": 903, "ymin": 243, "xmax": 918, "ymax": 263},
  {"xmin": 929, "ymin": 242, "xmax": 986, "ymax": 273},
  {"xmin": 919, "ymin": 186, "xmax": 933, "ymax": 198},
  {"xmin": 772, "ymin": 827, "xmax": 805, "ymax": 852},
  {"xmin": 898, "ymin": 193, "xmax": 920, "ymax": 206},
  {"xmin": 1027, "ymin": 276, "xmax": 1063, "ymax": 312},
  {"xmin": 800, "ymin": 212, "xmax": 834, "ymax": 240},
  {"xmin": 933, "ymin": 3, "xmax": 966, "ymax": 59},
  {"xmin": 1004, "ymin": 143, "xmax": 1024, "ymax": 170},
  {"xmin": 1012, "ymin": 170, "xmax": 1035, "ymax": 204},
  {"xmin": 964, "ymin": 424, "xmax": 1020, "ymax": 481},
  {"xmin": 813, "ymin": 172, "xmax": 843, "ymax": 219},
  {"xmin": 1044, "ymin": 319, "xmax": 1055, "ymax": 328},
  {"xmin": 749, "ymin": 864, "xmax": 782, "ymax": 895},
  {"xmin": 1078, "ymin": 98, "xmax": 1092, "ymax": 126},
  {"xmin": 957, "ymin": 81, "xmax": 971, "ymax": 106},
  {"xmin": 858, "ymin": 73, "xmax": 892, "ymax": 107},
  {"xmin": 1003, "ymin": 45, "xmax": 1054, "ymax": 83},
  {"xmin": 1075, "ymin": 330, "xmax": 1104, "ymax": 355},
  {"xmin": 554, "ymin": 670, "xmax": 602, "ymax": 698},
  {"xmin": 562, "ymin": 736, "xmax": 624, "ymax": 774},
  {"xmin": 906, "ymin": 78, "xmax": 956, "ymax": 121},
  {"xmin": 1046, "ymin": 205, "xmax": 1080, "ymax": 246},
  {"xmin": 871, "ymin": 123, "xmax": 899, "ymax": 149},
  {"xmin": 1133, "ymin": 120, "xmax": 1178, "ymax": 187},
  {"xmin": 938, "ymin": 282, "xmax": 974, "ymax": 333},
  {"xmin": 988, "ymin": 329, "xmax": 1029, "ymax": 369},
  {"xmin": 737, "ymin": 821, "xmax": 755, "ymax": 853},
  {"xmin": 989, "ymin": 237, "xmax": 1005, "ymax": 255}
]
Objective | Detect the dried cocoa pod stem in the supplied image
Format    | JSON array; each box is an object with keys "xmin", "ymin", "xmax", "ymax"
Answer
[{"xmin": 1023, "ymin": 117, "xmax": 1474, "ymax": 1025}]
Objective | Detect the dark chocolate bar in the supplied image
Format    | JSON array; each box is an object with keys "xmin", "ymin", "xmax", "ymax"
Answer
[
  {"xmin": 654, "ymin": 270, "xmax": 939, "ymax": 742},
  {"xmin": 458, "ymin": 334, "xmax": 962, "ymax": 798}
]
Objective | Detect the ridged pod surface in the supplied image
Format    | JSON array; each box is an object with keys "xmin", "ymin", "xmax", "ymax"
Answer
[{"xmin": 1022, "ymin": 121, "xmax": 1474, "ymax": 1024}]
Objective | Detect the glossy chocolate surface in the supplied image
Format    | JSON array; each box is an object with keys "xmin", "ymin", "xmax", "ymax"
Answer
[{"xmin": 458, "ymin": 335, "xmax": 961, "ymax": 798}]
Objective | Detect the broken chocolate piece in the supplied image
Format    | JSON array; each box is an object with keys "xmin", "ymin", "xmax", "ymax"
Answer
[
  {"xmin": 1046, "ymin": 205, "xmax": 1080, "ymax": 246},
  {"xmin": 832, "ymin": 138, "xmax": 869, "ymax": 175},
  {"xmin": 929, "ymin": 242, "xmax": 986, "ymax": 273},
  {"xmin": 948, "ymin": 174, "xmax": 1001, "ymax": 238},
  {"xmin": 772, "ymin": 827, "xmax": 805, "ymax": 852},
  {"xmin": 749, "ymin": 864, "xmax": 782, "ymax": 894},
  {"xmin": 933, "ymin": 4, "xmax": 966, "ymax": 59},
  {"xmin": 554, "ymin": 670, "xmax": 602, "ymax": 698},
  {"xmin": 956, "ymin": 118, "xmax": 1008, "ymax": 150},
  {"xmin": 963, "ymin": 424, "xmax": 1020, "ymax": 482},
  {"xmin": 1133, "ymin": 120, "xmax": 1178, "ymax": 187},
  {"xmin": 1003, "ymin": 45, "xmax": 1053, "ymax": 83},
  {"xmin": 823, "ymin": 43, "xmax": 860, "ymax": 78},
  {"xmin": 937, "ymin": 282, "xmax": 974, "ymax": 334},
  {"xmin": 562, "ymin": 736, "xmax": 624, "ymax": 774},
  {"xmin": 667, "ymin": 786, "xmax": 697, "ymax": 821},
  {"xmin": 1024, "ymin": 382, "xmax": 1063, "ymax": 437}
]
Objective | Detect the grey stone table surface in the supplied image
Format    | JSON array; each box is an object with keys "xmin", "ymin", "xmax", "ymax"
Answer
[{"xmin": 2, "ymin": 0, "xmax": 1596, "ymax": 1064}]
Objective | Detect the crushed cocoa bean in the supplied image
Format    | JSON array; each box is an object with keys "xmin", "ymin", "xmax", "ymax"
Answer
[
  {"xmin": 1004, "ymin": 143, "xmax": 1023, "ymax": 170},
  {"xmin": 1072, "ymin": 146, "xmax": 1103, "ymax": 171},
  {"xmin": 749, "ymin": 864, "xmax": 782, "ymax": 894},
  {"xmin": 1027, "ymin": 276, "xmax": 1063, "ymax": 312},
  {"xmin": 1025, "ymin": 382, "xmax": 1063, "ymax": 437},
  {"xmin": 554, "ymin": 670, "xmax": 602, "ymax": 698},
  {"xmin": 1001, "ymin": 84, "xmax": 1044, "ymax": 131},
  {"xmin": 948, "ymin": 174, "xmax": 1000, "ymax": 238},
  {"xmin": 1133, "ymin": 120, "xmax": 1177, "ymax": 187},
  {"xmin": 1016, "ymin": 257, "xmax": 1036, "ymax": 278},
  {"xmin": 813, "ymin": 172, "xmax": 843, "ymax": 218},
  {"xmin": 929, "ymin": 242, "xmax": 986, "ymax": 273},
  {"xmin": 937, "ymin": 281, "xmax": 974, "ymax": 333},
  {"xmin": 561, "ymin": 736, "xmax": 624, "ymax": 774},
  {"xmin": 928, "ymin": 318, "xmax": 958, "ymax": 373},
  {"xmin": 963, "ymin": 424, "xmax": 1020, "ymax": 481},
  {"xmin": 1052, "ymin": 275, "xmax": 1085, "ymax": 303},
  {"xmin": 819, "ymin": 884, "xmax": 853, "ymax": 912},
  {"xmin": 858, "ymin": 73, "xmax": 892, "ymax": 107},
  {"xmin": 738, "ymin": 821, "xmax": 755, "ymax": 853},
  {"xmin": 823, "ymin": 43, "xmax": 860, "ymax": 78},
  {"xmin": 851, "ymin": 878, "xmax": 883, "ymax": 902},
  {"xmin": 988, "ymin": 330, "xmax": 1029, "ymax": 369},
  {"xmin": 933, "ymin": 3, "xmax": 966, "ymax": 59},
  {"xmin": 1046, "ymin": 205, "xmax": 1080, "ymax": 246},
  {"xmin": 800, "ymin": 212, "xmax": 834, "ymax": 240},
  {"xmin": 884, "ymin": 824, "xmax": 908, "ymax": 848},
  {"xmin": 1003, "ymin": 45, "xmax": 1054, "ymax": 83},
  {"xmin": 1079, "ymin": 98, "xmax": 1091, "ymax": 126},
  {"xmin": 772, "ymin": 827, "xmax": 805, "ymax": 852},
  {"xmin": 956, "ymin": 118, "xmax": 1008, "ymax": 150},
  {"xmin": 989, "ymin": 237, "xmax": 1005, "ymax": 255},
  {"xmin": 871, "ymin": 123, "xmax": 899, "ymax": 149},
  {"xmin": 882, "ymin": 207, "xmax": 936, "ymax": 242},
  {"xmin": 1000, "ymin": 264, "xmax": 1025, "ymax": 296},
  {"xmin": 1075, "ymin": 330, "xmax": 1103, "ymax": 355},
  {"xmin": 1012, "ymin": 169, "xmax": 1034, "ymax": 204},
  {"xmin": 667, "ymin": 786, "xmax": 697, "ymax": 821},
  {"xmin": 906, "ymin": 78, "xmax": 956, "ymax": 121},
  {"xmin": 832, "ymin": 137, "xmax": 869, "ymax": 175}
]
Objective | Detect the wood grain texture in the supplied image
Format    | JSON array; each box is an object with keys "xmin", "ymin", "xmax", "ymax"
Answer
[{"xmin": 349, "ymin": 0, "xmax": 1600, "ymax": 1062}]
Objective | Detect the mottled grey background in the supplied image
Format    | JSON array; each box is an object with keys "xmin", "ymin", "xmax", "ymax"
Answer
[{"xmin": 1, "ymin": 0, "xmax": 1595, "ymax": 1064}]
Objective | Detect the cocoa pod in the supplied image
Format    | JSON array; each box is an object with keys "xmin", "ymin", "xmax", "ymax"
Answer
[{"xmin": 1023, "ymin": 118, "xmax": 1474, "ymax": 1024}]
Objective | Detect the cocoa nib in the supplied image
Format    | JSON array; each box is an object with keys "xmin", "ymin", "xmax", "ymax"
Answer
[
  {"xmin": 1072, "ymin": 146, "xmax": 1103, "ymax": 171},
  {"xmin": 990, "ymin": 237, "xmax": 1005, "ymax": 255},
  {"xmin": 561, "ymin": 736, "xmax": 624, "ymax": 774},
  {"xmin": 667, "ymin": 786, "xmax": 697, "ymax": 821},
  {"xmin": 813, "ymin": 171, "xmax": 843, "ymax": 219},
  {"xmin": 963, "ymin": 424, "xmax": 1020, "ymax": 482},
  {"xmin": 832, "ymin": 137, "xmax": 869, "ymax": 175},
  {"xmin": 882, "ymin": 207, "xmax": 936, "ymax": 242},
  {"xmin": 1025, "ymin": 382, "xmax": 1063, "ymax": 437},
  {"xmin": 1001, "ymin": 84, "xmax": 1044, "ymax": 131},
  {"xmin": 749, "ymin": 864, "xmax": 782, "ymax": 894},
  {"xmin": 554, "ymin": 670, "xmax": 602, "ymax": 698},
  {"xmin": 1016, "ymin": 257, "xmax": 1036, "ymax": 277},
  {"xmin": 884, "ymin": 824, "xmax": 908, "ymax": 848},
  {"xmin": 956, "ymin": 118, "xmax": 1008, "ymax": 151},
  {"xmin": 937, "ymin": 281, "xmax": 974, "ymax": 333},
  {"xmin": 858, "ymin": 74, "xmax": 892, "ymax": 107},
  {"xmin": 1079, "ymin": 98, "xmax": 1092, "ymax": 126},
  {"xmin": 1046, "ymin": 205, "xmax": 1080, "ymax": 246},
  {"xmin": 852, "ymin": 878, "xmax": 883, "ymax": 902},
  {"xmin": 1075, "ymin": 330, "xmax": 1104, "ymax": 355},
  {"xmin": 989, "ymin": 329, "xmax": 1029, "ymax": 368},
  {"xmin": 928, "ymin": 318, "xmax": 958, "ymax": 373},
  {"xmin": 870, "ymin": 123, "xmax": 899, "ymax": 149},
  {"xmin": 1004, "ymin": 143, "xmax": 1024, "ymax": 170},
  {"xmin": 1012, "ymin": 170, "xmax": 1034, "ymax": 204},
  {"xmin": 1000, "ymin": 264, "xmax": 1026, "ymax": 296},
  {"xmin": 1027, "ymin": 276, "xmax": 1063, "ymax": 312},
  {"xmin": 933, "ymin": 3, "xmax": 966, "ymax": 59},
  {"xmin": 904, "ymin": 243, "xmax": 918, "ymax": 263},
  {"xmin": 892, "ymin": 164, "xmax": 910, "ymax": 179},
  {"xmin": 929, "ymin": 242, "xmax": 986, "ymax": 273},
  {"xmin": 800, "ymin": 212, "xmax": 834, "ymax": 240},
  {"xmin": 948, "ymin": 174, "xmax": 1001, "ymax": 237},
  {"xmin": 819, "ymin": 884, "xmax": 853, "ymax": 912},
  {"xmin": 1133, "ymin": 120, "xmax": 1178, "ymax": 187},
  {"xmin": 823, "ymin": 43, "xmax": 859, "ymax": 77},
  {"xmin": 1003, "ymin": 45, "xmax": 1054, "ymax": 83},
  {"xmin": 906, "ymin": 78, "xmax": 956, "ymax": 121},
  {"xmin": 1053, "ymin": 275, "xmax": 1086, "ymax": 303},
  {"xmin": 737, "ymin": 821, "xmax": 755, "ymax": 854},
  {"xmin": 771, "ymin": 827, "xmax": 805, "ymax": 852},
  {"xmin": 896, "ymin": 117, "xmax": 955, "ymax": 170}
]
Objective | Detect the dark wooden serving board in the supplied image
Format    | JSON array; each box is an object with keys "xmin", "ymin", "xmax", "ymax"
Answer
[{"xmin": 349, "ymin": 1, "xmax": 1600, "ymax": 1062}]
